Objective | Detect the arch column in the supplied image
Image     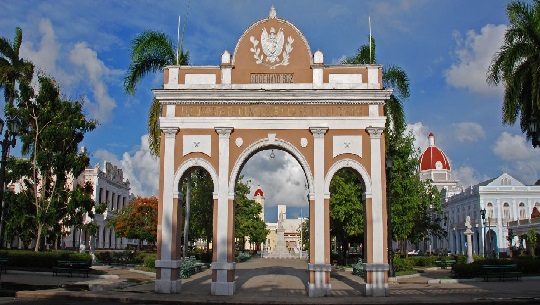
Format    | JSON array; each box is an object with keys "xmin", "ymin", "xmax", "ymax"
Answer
[
  {"xmin": 308, "ymin": 127, "xmax": 331, "ymax": 297},
  {"xmin": 211, "ymin": 127, "xmax": 236, "ymax": 295},
  {"xmin": 155, "ymin": 127, "xmax": 183, "ymax": 293},
  {"xmin": 363, "ymin": 126, "xmax": 389, "ymax": 297}
]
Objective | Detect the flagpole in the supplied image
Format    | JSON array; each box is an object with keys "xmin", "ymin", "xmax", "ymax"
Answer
[
  {"xmin": 369, "ymin": 16, "xmax": 372, "ymax": 64},
  {"xmin": 176, "ymin": 15, "xmax": 180, "ymax": 65}
]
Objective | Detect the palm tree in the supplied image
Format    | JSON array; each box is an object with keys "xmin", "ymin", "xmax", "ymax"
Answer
[
  {"xmin": 342, "ymin": 37, "xmax": 409, "ymax": 143},
  {"xmin": 0, "ymin": 27, "xmax": 34, "ymax": 248},
  {"xmin": 123, "ymin": 30, "xmax": 189, "ymax": 156},
  {"xmin": 0, "ymin": 26, "xmax": 34, "ymax": 109},
  {"xmin": 487, "ymin": 0, "xmax": 540, "ymax": 147}
]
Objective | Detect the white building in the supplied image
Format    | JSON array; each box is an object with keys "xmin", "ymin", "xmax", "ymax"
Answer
[
  {"xmin": 418, "ymin": 133, "xmax": 540, "ymax": 257},
  {"xmin": 444, "ymin": 173, "xmax": 540, "ymax": 257},
  {"xmin": 63, "ymin": 161, "xmax": 133, "ymax": 250}
]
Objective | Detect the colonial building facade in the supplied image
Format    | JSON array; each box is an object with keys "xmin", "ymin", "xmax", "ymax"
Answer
[
  {"xmin": 63, "ymin": 161, "xmax": 133, "ymax": 251},
  {"xmin": 418, "ymin": 133, "xmax": 540, "ymax": 257}
]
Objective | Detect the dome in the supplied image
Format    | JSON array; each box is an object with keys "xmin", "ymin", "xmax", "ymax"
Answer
[
  {"xmin": 419, "ymin": 133, "xmax": 450, "ymax": 171},
  {"xmin": 254, "ymin": 185, "xmax": 264, "ymax": 197}
]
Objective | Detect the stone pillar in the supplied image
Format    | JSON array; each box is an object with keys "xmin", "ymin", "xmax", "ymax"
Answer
[
  {"xmin": 363, "ymin": 126, "xmax": 389, "ymax": 297},
  {"xmin": 308, "ymin": 127, "xmax": 331, "ymax": 297},
  {"xmin": 211, "ymin": 127, "xmax": 236, "ymax": 296},
  {"xmin": 155, "ymin": 127, "xmax": 183, "ymax": 294}
]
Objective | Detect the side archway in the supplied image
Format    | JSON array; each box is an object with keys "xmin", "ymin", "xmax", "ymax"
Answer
[
  {"xmin": 173, "ymin": 157, "xmax": 219, "ymax": 198},
  {"xmin": 324, "ymin": 158, "xmax": 372, "ymax": 197}
]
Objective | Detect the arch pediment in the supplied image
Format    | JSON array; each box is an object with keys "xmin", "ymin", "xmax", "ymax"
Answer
[{"xmin": 232, "ymin": 6, "xmax": 312, "ymax": 84}]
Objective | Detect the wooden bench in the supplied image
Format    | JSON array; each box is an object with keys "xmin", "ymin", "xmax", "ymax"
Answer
[
  {"xmin": 0, "ymin": 258, "xmax": 8, "ymax": 274},
  {"xmin": 483, "ymin": 264, "xmax": 522, "ymax": 282},
  {"xmin": 435, "ymin": 259, "xmax": 456, "ymax": 269},
  {"xmin": 53, "ymin": 260, "xmax": 91, "ymax": 277}
]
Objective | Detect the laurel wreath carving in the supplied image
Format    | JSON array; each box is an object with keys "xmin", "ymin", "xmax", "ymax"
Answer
[{"xmin": 249, "ymin": 35, "xmax": 294, "ymax": 69}]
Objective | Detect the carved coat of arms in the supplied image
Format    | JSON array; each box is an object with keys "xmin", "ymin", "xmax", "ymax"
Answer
[{"xmin": 249, "ymin": 27, "xmax": 294, "ymax": 69}]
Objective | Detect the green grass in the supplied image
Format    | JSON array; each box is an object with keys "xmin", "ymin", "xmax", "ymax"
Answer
[{"xmin": 395, "ymin": 270, "xmax": 418, "ymax": 276}]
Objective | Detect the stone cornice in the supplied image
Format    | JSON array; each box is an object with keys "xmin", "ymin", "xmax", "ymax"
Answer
[{"xmin": 154, "ymin": 88, "xmax": 392, "ymax": 105}]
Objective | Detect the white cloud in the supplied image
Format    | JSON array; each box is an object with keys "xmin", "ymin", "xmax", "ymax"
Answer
[
  {"xmin": 452, "ymin": 165, "xmax": 487, "ymax": 187},
  {"xmin": 453, "ymin": 122, "xmax": 485, "ymax": 143},
  {"xmin": 445, "ymin": 24, "xmax": 506, "ymax": 95},
  {"xmin": 94, "ymin": 135, "xmax": 159, "ymax": 197},
  {"xmin": 20, "ymin": 18, "xmax": 119, "ymax": 124},
  {"xmin": 20, "ymin": 19, "xmax": 74, "ymax": 85},
  {"xmin": 69, "ymin": 42, "xmax": 117, "ymax": 123},
  {"xmin": 492, "ymin": 132, "xmax": 540, "ymax": 185},
  {"xmin": 493, "ymin": 132, "xmax": 538, "ymax": 161},
  {"xmin": 407, "ymin": 122, "xmax": 430, "ymax": 151}
]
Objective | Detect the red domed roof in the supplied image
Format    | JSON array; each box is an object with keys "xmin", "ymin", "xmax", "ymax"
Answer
[
  {"xmin": 254, "ymin": 185, "xmax": 264, "ymax": 197},
  {"xmin": 419, "ymin": 133, "xmax": 451, "ymax": 171}
]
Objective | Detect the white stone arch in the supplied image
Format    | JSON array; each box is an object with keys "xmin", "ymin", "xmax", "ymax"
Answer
[
  {"xmin": 229, "ymin": 137, "xmax": 314, "ymax": 196},
  {"xmin": 173, "ymin": 157, "xmax": 219, "ymax": 197},
  {"xmin": 324, "ymin": 158, "xmax": 372, "ymax": 198}
]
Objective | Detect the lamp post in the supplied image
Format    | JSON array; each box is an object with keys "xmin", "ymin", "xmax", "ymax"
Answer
[
  {"xmin": 0, "ymin": 118, "xmax": 21, "ymax": 248},
  {"xmin": 386, "ymin": 156, "xmax": 394, "ymax": 277}
]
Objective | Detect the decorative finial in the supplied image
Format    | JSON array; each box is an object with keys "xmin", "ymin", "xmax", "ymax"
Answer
[{"xmin": 269, "ymin": 5, "xmax": 277, "ymax": 19}]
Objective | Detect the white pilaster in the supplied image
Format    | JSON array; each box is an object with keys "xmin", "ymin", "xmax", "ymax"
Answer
[
  {"xmin": 363, "ymin": 126, "xmax": 389, "ymax": 297},
  {"xmin": 308, "ymin": 127, "xmax": 331, "ymax": 297},
  {"xmin": 212, "ymin": 127, "xmax": 236, "ymax": 296},
  {"xmin": 155, "ymin": 127, "xmax": 182, "ymax": 294}
]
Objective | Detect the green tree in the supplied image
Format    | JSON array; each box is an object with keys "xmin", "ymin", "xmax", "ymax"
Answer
[
  {"xmin": 527, "ymin": 228, "xmax": 537, "ymax": 257},
  {"xmin": 188, "ymin": 168, "xmax": 214, "ymax": 253},
  {"xmin": 234, "ymin": 178, "xmax": 268, "ymax": 251},
  {"xmin": 0, "ymin": 26, "xmax": 34, "ymax": 246},
  {"xmin": 123, "ymin": 30, "xmax": 189, "ymax": 156},
  {"xmin": 108, "ymin": 196, "xmax": 159, "ymax": 248},
  {"xmin": 344, "ymin": 37, "xmax": 417, "ymax": 249},
  {"xmin": 329, "ymin": 169, "xmax": 364, "ymax": 261},
  {"xmin": 487, "ymin": 0, "xmax": 540, "ymax": 147},
  {"xmin": 299, "ymin": 218, "xmax": 309, "ymax": 251},
  {"xmin": 16, "ymin": 75, "xmax": 96, "ymax": 251}
]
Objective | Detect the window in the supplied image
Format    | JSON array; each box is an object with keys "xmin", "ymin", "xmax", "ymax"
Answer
[
  {"xmin": 519, "ymin": 203, "xmax": 526, "ymax": 220},
  {"xmin": 503, "ymin": 203, "xmax": 510, "ymax": 224},
  {"xmin": 487, "ymin": 203, "xmax": 494, "ymax": 221}
]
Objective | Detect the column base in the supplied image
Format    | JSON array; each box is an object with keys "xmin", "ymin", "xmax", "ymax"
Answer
[
  {"xmin": 362, "ymin": 263, "xmax": 389, "ymax": 297},
  {"xmin": 211, "ymin": 281, "xmax": 236, "ymax": 295},
  {"xmin": 308, "ymin": 263, "xmax": 331, "ymax": 297},
  {"xmin": 308, "ymin": 282, "xmax": 331, "ymax": 297},
  {"xmin": 155, "ymin": 279, "xmax": 181, "ymax": 294}
]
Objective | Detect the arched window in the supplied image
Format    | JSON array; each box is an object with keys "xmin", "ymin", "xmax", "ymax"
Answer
[
  {"xmin": 519, "ymin": 203, "xmax": 526, "ymax": 220},
  {"xmin": 503, "ymin": 202, "xmax": 511, "ymax": 224},
  {"xmin": 487, "ymin": 203, "xmax": 495, "ymax": 222}
]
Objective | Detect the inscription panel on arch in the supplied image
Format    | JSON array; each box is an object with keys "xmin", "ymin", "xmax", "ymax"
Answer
[{"xmin": 176, "ymin": 104, "xmax": 367, "ymax": 117}]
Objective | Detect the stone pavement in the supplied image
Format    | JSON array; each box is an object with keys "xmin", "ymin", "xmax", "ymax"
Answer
[{"xmin": 0, "ymin": 258, "xmax": 539, "ymax": 304}]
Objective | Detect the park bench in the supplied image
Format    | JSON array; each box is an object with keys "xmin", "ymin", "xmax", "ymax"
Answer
[
  {"xmin": 483, "ymin": 264, "xmax": 522, "ymax": 282},
  {"xmin": 52, "ymin": 260, "xmax": 91, "ymax": 278},
  {"xmin": 0, "ymin": 258, "xmax": 8, "ymax": 274},
  {"xmin": 434, "ymin": 259, "xmax": 456, "ymax": 269}
]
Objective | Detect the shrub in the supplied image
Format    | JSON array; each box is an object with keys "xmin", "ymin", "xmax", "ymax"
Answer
[
  {"xmin": 393, "ymin": 255, "xmax": 414, "ymax": 272},
  {"xmin": 144, "ymin": 254, "xmax": 156, "ymax": 269},
  {"xmin": 352, "ymin": 258, "xmax": 364, "ymax": 277}
]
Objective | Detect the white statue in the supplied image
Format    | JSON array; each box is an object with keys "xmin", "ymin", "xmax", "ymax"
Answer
[{"xmin": 465, "ymin": 216, "xmax": 472, "ymax": 230}]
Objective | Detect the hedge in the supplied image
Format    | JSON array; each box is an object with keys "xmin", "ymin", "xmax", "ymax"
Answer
[{"xmin": 0, "ymin": 250, "xmax": 91, "ymax": 268}]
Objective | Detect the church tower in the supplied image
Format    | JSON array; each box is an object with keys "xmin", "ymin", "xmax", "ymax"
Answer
[{"xmin": 254, "ymin": 185, "xmax": 265, "ymax": 221}]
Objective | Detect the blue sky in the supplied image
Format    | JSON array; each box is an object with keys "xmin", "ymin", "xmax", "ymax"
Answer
[{"xmin": 1, "ymin": 1, "xmax": 537, "ymax": 222}]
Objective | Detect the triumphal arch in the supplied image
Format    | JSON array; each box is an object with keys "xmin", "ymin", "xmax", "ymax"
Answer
[{"xmin": 154, "ymin": 7, "xmax": 392, "ymax": 297}]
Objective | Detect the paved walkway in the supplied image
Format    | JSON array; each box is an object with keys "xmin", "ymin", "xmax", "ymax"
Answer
[{"xmin": 0, "ymin": 258, "xmax": 539, "ymax": 304}]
